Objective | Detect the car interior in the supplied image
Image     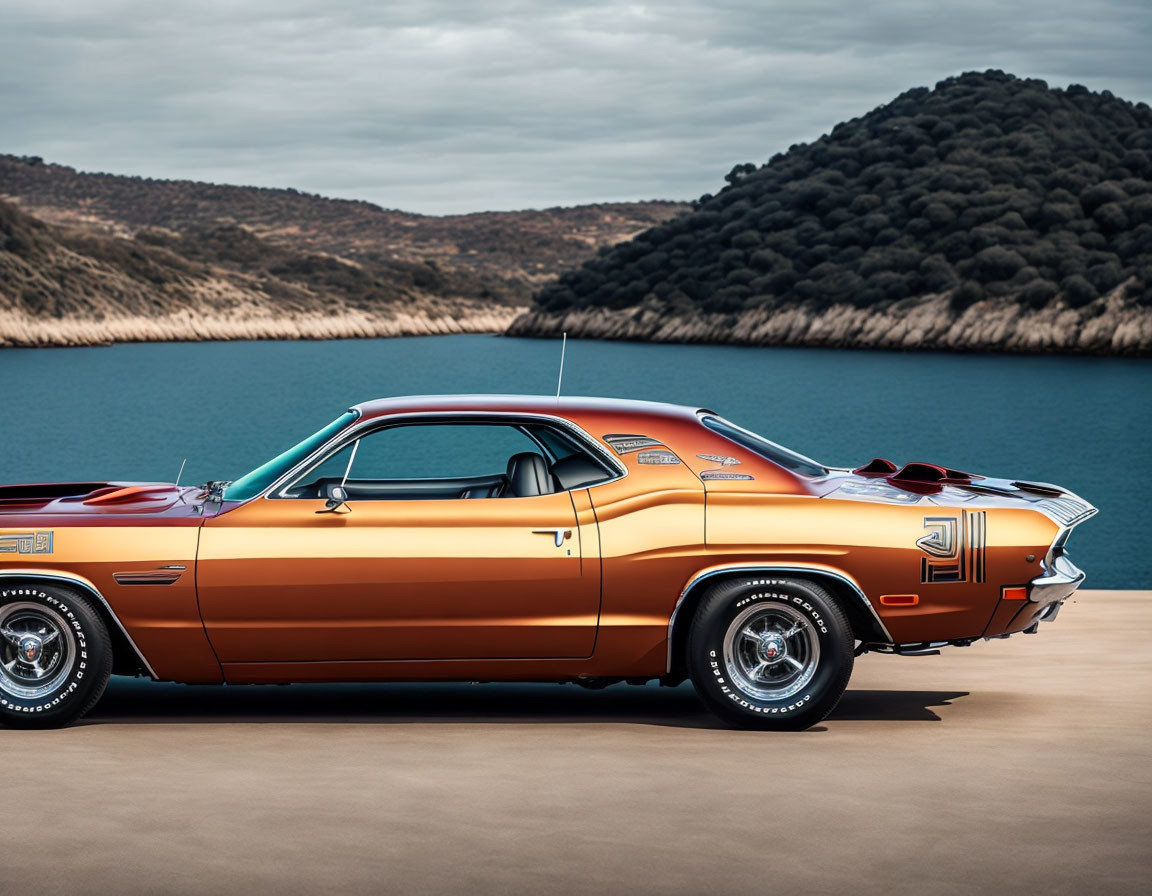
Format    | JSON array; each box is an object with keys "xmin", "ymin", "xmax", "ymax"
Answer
[{"xmin": 281, "ymin": 422, "xmax": 616, "ymax": 501}]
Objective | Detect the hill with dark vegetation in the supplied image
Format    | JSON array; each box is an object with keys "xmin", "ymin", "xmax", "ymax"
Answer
[{"xmin": 511, "ymin": 71, "xmax": 1152, "ymax": 354}]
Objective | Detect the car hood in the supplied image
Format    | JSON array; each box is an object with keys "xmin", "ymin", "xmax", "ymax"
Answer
[{"xmin": 0, "ymin": 481, "xmax": 210, "ymax": 519}]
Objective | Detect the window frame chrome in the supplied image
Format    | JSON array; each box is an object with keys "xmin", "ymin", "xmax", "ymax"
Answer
[{"xmin": 261, "ymin": 410, "xmax": 627, "ymax": 501}]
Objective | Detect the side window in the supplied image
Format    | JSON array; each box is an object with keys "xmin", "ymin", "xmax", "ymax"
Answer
[
  {"xmin": 283, "ymin": 422, "xmax": 550, "ymax": 500},
  {"xmin": 699, "ymin": 415, "xmax": 827, "ymax": 477},
  {"xmin": 281, "ymin": 419, "xmax": 618, "ymax": 500},
  {"xmin": 344, "ymin": 424, "xmax": 539, "ymax": 480}
]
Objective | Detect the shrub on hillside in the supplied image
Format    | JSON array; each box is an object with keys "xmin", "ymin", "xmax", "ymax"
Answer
[{"xmin": 537, "ymin": 71, "xmax": 1152, "ymax": 317}]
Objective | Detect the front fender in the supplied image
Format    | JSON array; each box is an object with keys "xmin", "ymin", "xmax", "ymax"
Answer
[{"xmin": 0, "ymin": 567, "xmax": 158, "ymax": 678}]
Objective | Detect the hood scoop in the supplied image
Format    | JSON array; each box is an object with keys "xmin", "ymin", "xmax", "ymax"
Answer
[
  {"xmin": 889, "ymin": 462, "xmax": 977, "ymax": 487},
  {"xmin": 82, "ymin": 485, "xmax": 181, "ymax": 506},
  {"xmin": 853, "ymin": 458, "xmax": 898, "ymax": 475},
  {"xmin": 851, "ymin": 458, "xmax": 981, "ymax": 494}
]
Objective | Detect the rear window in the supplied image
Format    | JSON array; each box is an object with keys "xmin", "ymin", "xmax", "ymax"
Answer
[{"xmin": 700, "ymin": 415, "xmax": 827, "ymax": 478}]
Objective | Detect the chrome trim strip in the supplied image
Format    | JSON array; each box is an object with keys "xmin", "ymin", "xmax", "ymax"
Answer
[
  {"xmin": 1044, "ymin": 518, "xmax": 1094, "ymax": 570},
  {"xmin": 263, "ymin": 410, "xmax": 627, "ymax": 500},
  {"xmin": 1045, "ymin": 528, "xmax": 1068, "ymax": 572},
  {"xmin": 1035, "ymin": 497, "xmax": 1097, "ymax": 528},
  {"xmin": 112, "ymin": 571, "xmax": 182, "ymax": 586},
  {"xmin": 1037, "ymin": 503, "xmax": 1095, "ymax": 598},
  {"xmin": 666, "ymin": 564, "xmax": 894, "ymax": 672},
  {"xmin": 0, "ymin": 570, "xmax": 159, "ymax": 679}
]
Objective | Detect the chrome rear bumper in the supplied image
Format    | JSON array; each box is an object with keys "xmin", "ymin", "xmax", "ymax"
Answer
[{"xmin": 1029, "ymin": 553, "xmax": 1085, "ymax": 605}]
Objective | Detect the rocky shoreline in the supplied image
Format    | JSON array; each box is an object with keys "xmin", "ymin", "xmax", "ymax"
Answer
[
  {"xmin": 0, "ymin": 301, "xmax": 519, "ymax": 348},
  {"xmin": 5, "ymin": 291, "xmax": 1152, "ymax": 355},
  {"xmin": 506, "ymin": 291, "xmax": 1152, "ymax": 356}
]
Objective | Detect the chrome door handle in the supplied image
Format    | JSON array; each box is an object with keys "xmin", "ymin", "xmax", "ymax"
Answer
[{"xmin": 532, "ymin": 528, "xmax": 572, "ymax": 548}]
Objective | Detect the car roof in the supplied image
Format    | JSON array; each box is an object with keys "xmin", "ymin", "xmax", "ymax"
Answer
[{"xmin": 351, "ymin": 394, "xmax": 711, "ymax": 424}]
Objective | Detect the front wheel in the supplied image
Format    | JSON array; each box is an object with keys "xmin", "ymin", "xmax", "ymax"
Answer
[
  {"xmin": 687, "ymin": 577, "xmax": 854, "ymax": 730},
  {"xmin": 0, "ymin": 584, "xmax": 113, "ymax": 729}
]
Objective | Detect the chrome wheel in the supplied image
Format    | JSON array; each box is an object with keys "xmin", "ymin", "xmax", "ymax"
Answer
[
  {"xmin": 0, "ymin": 602, "xmax": 75, "ymax": 701},
  {"xmin": 722, "ymin": 603, "xmax": 820, "ymax": 701}
]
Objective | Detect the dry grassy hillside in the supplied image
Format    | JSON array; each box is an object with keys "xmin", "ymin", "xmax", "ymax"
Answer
[
  {"xmin": 0, "ymin": 155, "xmax": 685, "ymax": 346},
  {"xmin": 1, "ymin": 154, "xmax": 686, "ymax": 307},
  {"xmin": 0, "ymin": 198, "xmax": 518, "ymax": 346}
]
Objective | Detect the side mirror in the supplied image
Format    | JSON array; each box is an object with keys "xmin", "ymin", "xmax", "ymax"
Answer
[{"xmin": 316, "ymin": 485, "xmax": 351, "ymax": 514}]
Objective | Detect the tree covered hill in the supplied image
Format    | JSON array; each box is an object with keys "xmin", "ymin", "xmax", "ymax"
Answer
[{"xmin": 515, "ymin": 71, "xmax": 1152, "ymax": 354}]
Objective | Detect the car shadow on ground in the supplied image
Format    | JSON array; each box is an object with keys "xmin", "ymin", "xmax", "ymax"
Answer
[{"xmin": 83, "ymin": 678, "xmax": 969, "ymax": 728}]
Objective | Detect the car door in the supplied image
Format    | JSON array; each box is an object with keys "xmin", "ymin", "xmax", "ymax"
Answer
[{"xmin": 196, "ymin": 419, "xmax": 602, "ymax": 664}]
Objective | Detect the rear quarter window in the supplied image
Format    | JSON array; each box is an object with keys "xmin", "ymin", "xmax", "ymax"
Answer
[{"xmin": 699, "ymin": 415, "xmax": 826, "ymax": 478}]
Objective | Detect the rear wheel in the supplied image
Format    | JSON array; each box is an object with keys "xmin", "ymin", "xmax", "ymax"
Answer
[
  {"xmin": 687, "ymin": 577, "xmax": 854, "ymax": 730},
  {"xmin": 0, "ymin": 584, "xmax": 113, "ymax": 729}
]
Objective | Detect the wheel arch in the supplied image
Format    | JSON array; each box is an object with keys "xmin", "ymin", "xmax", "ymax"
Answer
[
  {"xmin": 0, "ymin": 570, "xmax": 157, "ymax": 679},
  {"xmin": 666, "ymin": 564, "xmax": 893, "ymax": 678}
]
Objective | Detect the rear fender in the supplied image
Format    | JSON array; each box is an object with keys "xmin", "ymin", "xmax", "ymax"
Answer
[{"xmin": 666, "ymin": 563, "xmax": 893, "ymax": 675}]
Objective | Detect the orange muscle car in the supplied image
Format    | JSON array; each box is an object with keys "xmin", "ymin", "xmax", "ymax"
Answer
[{"xmin": 0, "ymin": 395, "xmax": 1095, "ymax": 729}]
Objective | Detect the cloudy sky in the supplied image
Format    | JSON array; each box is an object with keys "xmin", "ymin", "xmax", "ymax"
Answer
[{"xmin": 2, "ymin": 1, "xmax": 1150, "ymax": 214}]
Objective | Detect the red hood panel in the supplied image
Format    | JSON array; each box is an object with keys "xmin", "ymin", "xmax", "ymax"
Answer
[{"xmin": 0, "ymin": 481, "xmax": 210, "ymax": 522}]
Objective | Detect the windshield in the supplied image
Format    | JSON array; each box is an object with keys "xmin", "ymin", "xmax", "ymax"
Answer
[
  {"xmin": 700, "ymin": 414, "xmax": 827, "ymax": 478},
  {"xmin": 223, "ymin": 411, "xmax": 359, "ymax": 501}
]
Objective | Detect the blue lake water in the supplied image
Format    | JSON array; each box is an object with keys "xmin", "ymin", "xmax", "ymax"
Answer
[{"xmin": 1, "ymin": 335, "xmax": 1148, "ymax": 588}]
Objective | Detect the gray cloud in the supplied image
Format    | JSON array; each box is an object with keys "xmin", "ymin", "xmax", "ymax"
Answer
[{"xmin": 2, "ymin": 0, "xmax": 1150, "ymax": 213}]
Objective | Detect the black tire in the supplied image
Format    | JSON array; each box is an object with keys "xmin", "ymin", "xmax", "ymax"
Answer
[
  {"xmin": 0, "ymin": 583, "xmax": 114, "ymax": 729},
  {"xmin": 687, "ymin": 576, "xmax": 854, "ymax": 730}
]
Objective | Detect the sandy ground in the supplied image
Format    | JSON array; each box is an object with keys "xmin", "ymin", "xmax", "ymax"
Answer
[{"xmin": 2, "ymin": 590, "xmax": 1149, "ymax": 895}]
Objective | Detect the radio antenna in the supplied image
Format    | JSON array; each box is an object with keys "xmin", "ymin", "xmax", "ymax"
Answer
[
  {"xmin": 555, "ymin": 332, "xmax": 567, "ymax": 398},
  {"xmin": 174, "ymin": 457, "xmax": 188, "ymax": 503}
]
